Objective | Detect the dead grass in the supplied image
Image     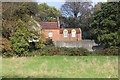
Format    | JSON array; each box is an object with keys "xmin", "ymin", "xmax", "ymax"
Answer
[{"xmin": 2, "ymin": 56, "xmax": 118, "ymax": 78}]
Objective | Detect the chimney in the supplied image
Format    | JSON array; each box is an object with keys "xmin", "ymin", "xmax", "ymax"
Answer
[{"xmin": 57, "ymin": 17, "xmax": 60, "ymax": 28}]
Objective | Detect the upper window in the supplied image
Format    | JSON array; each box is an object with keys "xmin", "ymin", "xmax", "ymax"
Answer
[
  {"xmin": 72, "ymin": 29, "xmax": 76, "ymax": 37},
  {"xmin": 50, "ymin": 24, "xmax": 56, "ymax": 26},
  {"xmin": 43, "ymin": 24, "xmax": 48, "ymax": 26},
  {"xmin": 63, "ymin": 29, "xmax": 68, "ymax": 37},
  {"xmin": 48, "ymin": 31, "xmax": 52, "ymax": 37}
]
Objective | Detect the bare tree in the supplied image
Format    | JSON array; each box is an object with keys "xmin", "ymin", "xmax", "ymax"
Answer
[
  {"xmin": 60, "ymin": 2, "xmax": 93, "ymax": 28},
  {"xmin": 60, "ymin": 2, "xmax": 94, "ymax": 39}
]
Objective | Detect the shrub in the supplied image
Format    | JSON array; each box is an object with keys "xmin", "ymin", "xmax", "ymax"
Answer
[
  {"xmin": 34, "ymin": 46, "xmax": 91, "ymax": 56},
  {"xmin": 1, "ymin": 38, "xmax": 13, "ymax": 57},
  {"xmin": 8, "ymin": 19, "xmax": 41, "ymax": 56},
  {"xmin": 10, "ymin": 36, "xmax": 30, "ymax": 56},
  {"xmin": 0, "ymin": 38, "xmax": 12, "ymax": 53},
  {"xmin": 59, "ymin": 47, "xmax": 91, "ymax": 56},
  {"xmin": 35, "ymin": 42, "xmax": 45, "ymax": 49},
  {"xmin": 92, "ymin": 47, "xmax": 119, "ymax": 56},
  {"xmin": 44, "ymin": 38, "xmax": 54, "ymax": 46}
]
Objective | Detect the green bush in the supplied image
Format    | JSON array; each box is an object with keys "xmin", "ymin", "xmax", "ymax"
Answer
[
  {"xmin": 92, "ymin": 47, "xmax": 119, "ymax": 56},
  {"xmin": 44, "ymin": 38, "xmax": 54, "ymax": 46},
  {"xmin": 10, "ymin": 36, "xmax": 30, "ymax": 56},
  {"xmin": 2, "ymin": 52, "xmax": 15, "ymax": 58},
  {"xmin": 32, "ymin": 46, "xmax": 91, "ymax": 56},
  {"xmin": 59, "ymin": 47, "xmax": 91, "ymax": 56}
]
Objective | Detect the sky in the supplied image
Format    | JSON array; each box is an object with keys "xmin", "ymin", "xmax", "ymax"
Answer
[{"xmin": 36, "ymin": 0, "xmax": 107, "ymax": 10}]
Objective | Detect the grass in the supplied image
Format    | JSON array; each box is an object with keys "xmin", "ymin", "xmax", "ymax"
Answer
[
  {"xmin": 0, "ymin": 57, "xmax": 2, "ymax": 79},
  {"xmin": 2, "ymin": 56, "xmax": 118, "ymax": 78}
]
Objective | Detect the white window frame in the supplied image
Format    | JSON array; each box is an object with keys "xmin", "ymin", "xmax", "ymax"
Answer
[
  {"xmin": 63, "ymin": 30, "xmax": 68, "ymax": 37},
  {"xmin": 72, "ymin": 30, "xmax": 76, "ymax": 37},
  {"xmin": 48, "ymin": 31, "xmax": 52, "ymax": 37}
]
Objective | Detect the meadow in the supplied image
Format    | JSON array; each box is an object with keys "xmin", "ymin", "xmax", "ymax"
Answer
[
  {"xmin": 0, "ymin": 57, "xmax": 2, "ymax": 79},
  {"xmin": 2, "ymin": 56, "xmax": 118, "ymax": 78}
]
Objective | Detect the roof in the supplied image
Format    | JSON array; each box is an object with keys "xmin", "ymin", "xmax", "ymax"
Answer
[
  {"xmin": 39, "ymin": 22, "xmax": 81, "ymax": 34},
  {"xmin": 39, "ymin": 22, "xmax": 59, "ymax": 29}
]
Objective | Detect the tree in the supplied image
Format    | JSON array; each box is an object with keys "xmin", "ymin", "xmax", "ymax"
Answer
[
  {"xmin": 60, "ymin": 2, "xmax": 93, "ymax": 39},
  {"xmin": 2, "ymin": 2, "xmax": 38, "ymax": 39},
  {"xmin": 35, "ymin": 3, "xmax": 61, "ymax": 22},
  {"xmin": 2, "ymin": 2, "xmax": 43, "ymax": 56},
  {"xmin": 9, "ymin": 19, "xmax": 40, "ymax": 56},
  {"xmin": 90, "ymin": 2, "xmax": 120, "ymax": 48}
]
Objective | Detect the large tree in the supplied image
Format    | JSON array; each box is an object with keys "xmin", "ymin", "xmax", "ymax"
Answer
[
  {"xmin": 2, "ymin": 2, "xmax": 43, "ymax": 56},
  {"xmin": 2, "ymin": 2, "xmax": 38, "ymax": 39},
  {"xmin": 60, "ymin": 2, "xmax": 93, "ymax": 39},
  {"xmin": 35, "ymin": 3, "xmax": 61, "ymax": 22},
  {"xmin": 90, "ymin": 2, "xmax": 120, "ymax": 48}
]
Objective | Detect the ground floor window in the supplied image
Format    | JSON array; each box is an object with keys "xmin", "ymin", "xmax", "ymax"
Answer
[
  {"xmin": 64, "ymin": 31, "xmax": 68, "ymax": 37},
  {"xmin": 48, "ymin": 31, "xmax": 52, "ymax": 37},
  {"xmin": 72, "ymin": 31, "xmax": 76, "ymax": 37}
]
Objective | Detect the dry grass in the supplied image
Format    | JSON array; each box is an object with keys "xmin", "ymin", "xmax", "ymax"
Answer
[
  {"xmin": 0, "ymin": 56, "xmax": 2, "ymax": 79},
  {"xmin": 2, "ymin": 56, "xmax": 118, "ymax": 78}
]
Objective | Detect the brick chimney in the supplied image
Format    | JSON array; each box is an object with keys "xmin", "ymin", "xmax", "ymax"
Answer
[{"xmin": 57, "ymin": 17, "xmax": 60, "ymax": 28}]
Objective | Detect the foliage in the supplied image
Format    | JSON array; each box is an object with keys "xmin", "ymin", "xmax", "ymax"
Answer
[
  {"xmin": 27, "ymin": 46, "xmax": 91, "ymax": 56},
  {"xmin": 0, "ymin": 38, "xmax": 12, "ymax": 57},
  {"xmin": 0, "ymin": 38, "xmax": 12, "ymax": 52},
  {"xmin": 60, "ymin": 2, "xmax": 93, "ymax": 39},
  {"xmin": 90, "ymin": 2, "xmax": 120, "ymax": 48},
  {"xmin": 0, "ymin": 38, "xmax": 14, "ymax": 57},
  {"xmin": 2, "ymin": 2, "xmax": 38, "ymax": 39},
  {"xmin": 44, "ymin": 38, "xmax": 54, "ymax": 46},
  {"xmin": 36, "ymin": 3, "xmax": 61, "ymax": 22},
  {"xmin": 92, "ymin": 48, "xmax": 119, "ymax": 56},
  {"xmin": 2, "ymin": 2, "xmax": 44, "ymax": 57},
  {"xmin": 9, "ymin": 19, "xmax": 40, "ymax": 56}
]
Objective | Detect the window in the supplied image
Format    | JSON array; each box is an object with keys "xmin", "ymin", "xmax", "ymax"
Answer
[
  {"xmin": 63, "ymin": 29, "xmax": 68, "ymax": 37},
  {"xmin": 48, "ymin": 31, "xmax": 52, "ymax": 37},
  {"xmin": 50, "ymin": 24, "xmax": 56, "ymax": 26},
  {"xmin": 43, "ymin": 24, "xmax": 48, "ymax": 26},
  {"xmin": 72, "ymin": 29, "xmax": 76, "ymax": 37}
]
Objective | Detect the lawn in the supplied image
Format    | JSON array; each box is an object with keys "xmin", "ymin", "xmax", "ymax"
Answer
[
  {"xmin": 0, "ymin": 57, "xmax": 2, "ymax": 79},
  {"xmin": 2, "ymin": 56, "xmax": 118, "ymax": 78}
]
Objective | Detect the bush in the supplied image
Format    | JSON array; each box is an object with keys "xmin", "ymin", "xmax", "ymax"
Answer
[
  {"xmin": 32, "ymin": 46, "xmax": 91, "ymax": 56},
  {"xmin": 2, "ymin": 52, "xmax": 14, "ymax": 58},
  {"xmin": 0, "ymin": 38, "xmax": 12, "ymax": 53},
  {"xmin": 1, "ymin": 38, "xmax": 13, "ymax": 57},
  {"xmin": 59, "ymin": 47, "xmax": 91, "ymax": 56},
  {"xmin": 9, "ymin": 36, "xmax": 30, "ymax": 56},
  {"xmin": 44, "ymin": 38, "xmax": 54, "ymax": 46},
  {"xmin": 92, "ymin": 47, "xmax": 119, "ymax": 56}
]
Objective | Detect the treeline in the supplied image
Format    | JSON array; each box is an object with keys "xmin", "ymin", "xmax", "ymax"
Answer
[
  {"xmin": 2, "ymin": 2, "xmax": 54, "ymax": 57},
  {"xmin": 1, "ymin": 2, "xmax": 120, "ymax": 57}
]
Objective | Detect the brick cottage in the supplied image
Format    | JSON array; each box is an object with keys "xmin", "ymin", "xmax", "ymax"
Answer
[{"xmin": 39, "ymin": 22, "xmax": 82, "ymax": 41}]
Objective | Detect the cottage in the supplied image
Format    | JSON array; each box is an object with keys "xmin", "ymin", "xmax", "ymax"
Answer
[{"xmin": 40, "ymin": 22, "xmax": 82, "ymax": 41}]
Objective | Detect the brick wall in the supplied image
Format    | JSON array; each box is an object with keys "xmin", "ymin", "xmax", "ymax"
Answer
[{"xmin": 42, "ymin": 29, "xmax": 82, "ymax": 41}]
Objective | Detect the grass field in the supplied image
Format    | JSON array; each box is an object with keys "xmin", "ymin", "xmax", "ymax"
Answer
[
  {"xmin": 0, "ymin": 57, "xmax": 2, "ymax": 79},
  {"xmin": 2, "ymin": 56, "xmax": 118, "ymax": 78}
]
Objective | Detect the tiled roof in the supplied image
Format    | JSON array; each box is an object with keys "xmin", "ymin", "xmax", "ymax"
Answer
[
  {"xmin": 39, "ymin": 22, "xmax": 59, "ymax": 29},
  {"xmin": 39, "ymin": 22, "xmax": 81, "ymax": 34}
]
